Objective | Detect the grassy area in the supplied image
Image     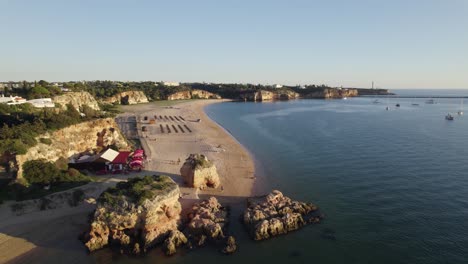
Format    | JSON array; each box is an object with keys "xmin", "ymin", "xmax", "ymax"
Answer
[
  {"xmin": 98, "ymin": 175, "xmax": 176, "ymax": 207},
  {"xmin": 0, "ymin": 180, "xmax": 90, "ymax": 203}
]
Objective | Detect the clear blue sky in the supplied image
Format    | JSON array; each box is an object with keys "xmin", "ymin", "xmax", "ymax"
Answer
[{"xmin": 1, "ymin": 0, "xmax": 467, "ymax": 88}]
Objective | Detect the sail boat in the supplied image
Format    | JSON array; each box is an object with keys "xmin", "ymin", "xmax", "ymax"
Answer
[{"xmin": 458, "ymin": 98, "xmax": 464, "ymax": 115}]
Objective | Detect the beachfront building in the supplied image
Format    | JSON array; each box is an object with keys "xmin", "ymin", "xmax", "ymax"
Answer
[{"xmin": 69, "ymin": 148, "xmax": 132, "ymax": 174}]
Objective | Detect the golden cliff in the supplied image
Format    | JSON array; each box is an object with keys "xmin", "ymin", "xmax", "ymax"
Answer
[
  {"xmin": 167, "ymin": 89, "xmax": 221, "ymax": 100},
  {"xmin": 53, "ymin": 91, "xmax": 101, "ymax": 111},
  {"xmin": 102, "ymin": 90, "xmax": 149, "ymax": 105},
  {"xmin": 241, "ymin": 89, "xmax": 300, "ymax": 101},
  {"xmin": 303, "ymin": 88, "xmax": 358, "ymax": 99},
  {"xmin": 15, "ymin": 118, "xmax": 129, "ymax": 178}
]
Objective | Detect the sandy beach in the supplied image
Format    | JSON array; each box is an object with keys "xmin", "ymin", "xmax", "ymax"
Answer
[{"xmin": 0, "ymin": 99, "xmax": 263, "ymax": 263}]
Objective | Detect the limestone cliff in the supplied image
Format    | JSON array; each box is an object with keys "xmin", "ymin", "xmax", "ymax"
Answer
[
  {"xmin": 241, "ymin": 89, "xmax": 299, "ymax": 102},
  {"xmin": 167, "ymin": 89, "xmax": 221, "ymax": 100},
  {"xmin": 243, "ymin": 190, "xmax": 322, "ymax": 241},
  {"xmin": 180, "ymin": 154, "xmax": 220, "ymax": 189},
  {"xmin": 53, "ymin": 91, "xmax": 100, "ymax": 111},
  {"xmin": 102, "ymin": 91, "xmax": 149, "ymax": 105},
  {"xmin": 15, "ymin": 118, "xmax": 128, "ymax": 178},
  {"xmin": 303, "ymin": 88, "xmax": 358, "ymax": 99},
  {"xmin": 83, "ymin": 175, "xmax": 181, "ymax": 253}
]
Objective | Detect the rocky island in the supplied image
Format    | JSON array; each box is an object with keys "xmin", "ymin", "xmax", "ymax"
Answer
[
  {"xmin": 243, "ymin": 190, "xmax": 322, "ymax": 241},
  {"xmin": 83, "ymin": 175, "xmax": 182, "ymax": 254}
]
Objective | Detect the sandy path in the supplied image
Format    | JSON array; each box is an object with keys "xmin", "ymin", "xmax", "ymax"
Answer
[{"xmin": 0, "ymin": 99, "xmax": 264, "ymax": 263}]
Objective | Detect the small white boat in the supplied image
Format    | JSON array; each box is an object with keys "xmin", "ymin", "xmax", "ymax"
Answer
[
  {"xmin": 343, "ymin": 97, "xmax": 348, "ymax": 100},
  {"xmin": 458, "ymin": 98, "xmax": 464, "ymax": 115}
]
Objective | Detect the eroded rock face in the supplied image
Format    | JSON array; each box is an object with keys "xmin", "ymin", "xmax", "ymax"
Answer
[
  {"xmin": 241, "ymin": 89, "xmax": 300, "ymax": 101},
  {"xmin": 167, "ymin": 89, "xmax": 221, "ymax": 100},
  {"xmin": 180, "ymin": 154, "xmax": 220, "ymax": 189},
  {"xmin": 163, "ymin": 230, "xmax": 188, "ymax": 256},
  {"xmin": 184, "ymin": 197, "xmax": 235, "ymax": 253},
  {"xmin": 15, "ymin": 118, "xmax": 128, "ymax": 178},
  {"xmin": 222, "ymin": 236, "xmax": 237, "ymax": 254},
  {"xmin": 54, "ymin": 91, "xmax": 100, "ymax": 111},
  {"xmin": 83, "ymin": 175, "xmax": 182, "ymax": 253},
  {"xmin": 304, "ymin": 88, "xmax": 358, "ymax": 99},
  {"xmin": 102, "ymin": 91, "xmax": 149, "ymax": 105},
  {"xmin": 243, "ymin": 190, "xmax": 322, "ymax": 241}
]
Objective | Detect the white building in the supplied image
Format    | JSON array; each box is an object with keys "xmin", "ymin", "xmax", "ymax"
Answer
[
  {"xmin": 274, "ymin": 84, "xmax": 283, "ymax": 89},
  {"xmin": 0, "ymin": 95, "xmax": 27, "ymax": 105},
  {"xmin": 163, "ymin": 82, "xmax": 180, "ymax": 87},
  {"xmin": 26, "ymin": 98, "xmax": 55, "ymax": 108}
]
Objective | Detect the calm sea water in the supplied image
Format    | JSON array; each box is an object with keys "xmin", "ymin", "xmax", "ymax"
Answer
[
  {"xmin": 87, "ymin": 90, "xmax": 468, "ymax": 263},
  {"xmin": 203, "ymin": 91, "xmax": 468, "ymax": 264}
]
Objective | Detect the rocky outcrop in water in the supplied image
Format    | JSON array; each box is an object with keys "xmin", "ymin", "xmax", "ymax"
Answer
[
  {"xmin": 15, "ymin": 118, "xmax": 128, "ymax": 178},
  {"xmin": 243, "ymin": 190, "xmax": 322, "ymax": 241},
  {"xmin": 185, "ymin": 197, "xmax": 236, "ymax": 254},
  {"xmin": 167, "ymin": 89, "xmax": 221, "ymax": 100},
  {"xmin": 162, "ymin": 230, "xmax": 188, "ymax": 255},
  {"xmin": 83, "ymin": 175, "xmax": 181, "ymax": 253},
  {"xmin": 102, "ymin": 91, "xmax": 149, "ymax": 105},
  {"xmin": 53, "ymin": 91, "xmax": 101, "ymax": 111},
  {"xmin": 241, "ymin": 89, "xmax": 299, "ymax": 101},
  {"xmin": 180, "ymin": 154, "xmax": 220, "ymax": 189}
]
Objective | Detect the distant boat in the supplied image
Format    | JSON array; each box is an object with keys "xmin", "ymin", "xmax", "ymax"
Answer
[
  {"xmin": 426, "ymin": 99, "xmax": 435, "ymax": 104},
  {"xmin": 445, "ymin": 113, "xmax": 454, "ymax": 120},
  {"xmin": 386, "ymin": 106, "xmax": 389, "ymax": 111},
  {"xmin": 412, "ymin": 103, "xmax": 419, "ymax": 106},
  {"xmin": 373, "ymin": 99, "xmax": 380, "ymax": 104},
  {"xmin": 458, "ymin": 98, "xmax": 464, "ymax": 115},
  {"xmin": 395, "ymin": 103, "xmax": 400, "ymax": 107},
  {"xmin": 343, "ymin": 97, "xmax": 348, "ymax": 100}
]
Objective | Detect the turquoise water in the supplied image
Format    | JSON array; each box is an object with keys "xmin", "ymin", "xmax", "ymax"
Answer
[
  {"xmin": 22, "ymin": 92, "xmax": 468, "ymax": 264},
  {"xmin": 202, "ymin": 94, "xmax": 468, "ymax": 264}
]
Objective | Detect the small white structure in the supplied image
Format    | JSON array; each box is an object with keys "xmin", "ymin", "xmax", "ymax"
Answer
[
  {"xmin": 274, "ymin": 84, "xmax": 283, "ymax": 89},
  {"xmin": 27, "ymin": 98, "xmax": 55, "ymax": 108},
  {"xmin": 163, "ymin": 81, "xmax": 180, "ymax": 87},
  {"xmin": 0, "ymin": 95, "xmax": 27, "ymax": 105}
]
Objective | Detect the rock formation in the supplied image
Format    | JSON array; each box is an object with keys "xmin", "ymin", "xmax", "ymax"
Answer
[
  {"xmin": 15, "ymin": 118, "xmax": 128, "ymax": 178},
  {"xmin": 83, "ymin": 175, "xmax": 182, "ymax": 253},
  {"xmin": 241, "ymin": 89, "xmax": 299, "ymax": 102},
  {"xmin": 167, "ymin": 89, "xmax": 221, "ymax": 100},
  {"xmin": 243, "ymin": 190, "xmax": 322, "ymax": 241},
  {"xmin": 53, "ymin": 91, "xmax": 100, "ymax": 111},
  {"xmin": 180, "ymin": 154, "xmax": 220, "ymax": 189},
  {"xmin": 162, "ymin": 230, "xmax": 188, "ymax": 256},
  {"xmin": 102, "ymin": 91, "xmax": 149, "ymax": 105},
  {"xmin": 184, "ymin": 197, "xmax": 236, "ymax": 254},
  {"xmin": 303, "ymin": 88, "xmax": 358, "ymax": 99},
  {"xmin": 222, "ymin": 236, "xmax": 237, "ymax": 254}
]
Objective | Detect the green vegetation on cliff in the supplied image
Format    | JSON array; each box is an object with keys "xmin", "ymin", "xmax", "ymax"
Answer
[
  {"xmin": 0, "ymin": 103, "xmax": 109, "ymax": 156},
  {"xmin": 99, "ymin": 175, "xmax": 176, "ymax": 206},
  {"xmin": 0, "ymin": 159, "xmax": 92, "ymax": 203}
]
